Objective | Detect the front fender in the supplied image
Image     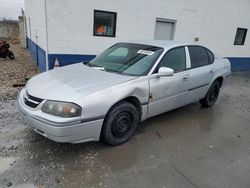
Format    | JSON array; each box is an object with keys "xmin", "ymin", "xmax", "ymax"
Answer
[{"xmin": 76, "ymin": 77, "xmax": 150, "ymax": 122}]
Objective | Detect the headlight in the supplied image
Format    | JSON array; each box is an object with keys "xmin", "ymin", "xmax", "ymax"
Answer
[{"xmin": 41, "ymin": 101, "xmax": 82, "ymax": 118}]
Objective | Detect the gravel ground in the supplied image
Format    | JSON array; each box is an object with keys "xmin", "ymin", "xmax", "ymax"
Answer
[{"xmin": 0, "ymin": 43, "xmax": 39, "ymax": 101}]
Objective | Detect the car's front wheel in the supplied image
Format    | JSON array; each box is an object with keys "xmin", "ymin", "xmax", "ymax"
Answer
[
  {"xmin": 101, "ymin": 101, "xmax": 140, "ymax": 146},
  {"xmin": 200, "ymin": 80, "xmax": 221, "ymax": 107}
]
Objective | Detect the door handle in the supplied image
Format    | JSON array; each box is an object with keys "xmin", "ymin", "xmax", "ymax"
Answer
[{"xmin": 183, "ymin": 75, "xmax": 189, "ymax": 80}]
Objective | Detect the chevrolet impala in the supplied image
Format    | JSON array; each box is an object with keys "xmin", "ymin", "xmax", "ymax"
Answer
[{"xmin": 18, "ymin": 40, "xmax": 231, "ymax": 145}]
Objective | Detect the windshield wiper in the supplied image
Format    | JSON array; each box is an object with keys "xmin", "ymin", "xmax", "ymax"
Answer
[
  {"xmin": 92, "ymin": 66, "xmax": 106, "ymax": 71},
  {"xmin": 83, "ymin": 62, "xmax": 105, "ymax": 71}
]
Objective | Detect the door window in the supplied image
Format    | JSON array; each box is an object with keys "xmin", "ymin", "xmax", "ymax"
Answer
[
  {"xmin": 157, "ymin": 47, "xmax": 186, "ymax": 72},
  {"xmin": 207, "ymin": 49, "xmax": 214, "ymax": 64},
  {"xmin": 188, "ymin": 46, "xmax": 210, "ymax": 68}
]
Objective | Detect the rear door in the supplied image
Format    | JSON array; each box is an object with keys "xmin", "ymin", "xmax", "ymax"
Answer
[
  {"xmin": 187, "ymin": 46, "xmax": 214, "ymax": 102},
  {"xmin": 148, "ymin": 47, "xmax": 190, "ymax": 118}
]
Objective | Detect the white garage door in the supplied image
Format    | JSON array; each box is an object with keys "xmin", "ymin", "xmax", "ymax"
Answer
[{"xmin": 154, "ymin": 19, "xmax": 175, "ymax": 40}]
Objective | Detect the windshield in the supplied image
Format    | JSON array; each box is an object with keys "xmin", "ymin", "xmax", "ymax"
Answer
[{"xmin": 88, "ymin": 43, "xmax": 164, "ymax": 76}]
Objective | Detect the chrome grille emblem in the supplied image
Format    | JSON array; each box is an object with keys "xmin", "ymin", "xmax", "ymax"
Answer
[{"xmin": 24, "ymin": 91, "xmax": 43, "ymax": 108}]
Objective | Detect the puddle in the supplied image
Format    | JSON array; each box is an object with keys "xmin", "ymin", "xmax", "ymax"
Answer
[{"xmin": 0, "ymin": 157, "xmax": 16, "ymax": 174}]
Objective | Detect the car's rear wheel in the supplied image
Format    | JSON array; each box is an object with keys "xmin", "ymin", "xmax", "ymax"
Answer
[
  {"xmin": 200, "ymin": 80, "xmax": 220, "ymax": 107},
  {"xmin": 101, "ymin": 101, "xmax": 140, "ymax": 146}
]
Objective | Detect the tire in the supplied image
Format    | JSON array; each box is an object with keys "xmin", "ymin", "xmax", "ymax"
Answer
[
  {"xmin": 8, "ymin": 51, "xmax": 15, "ymax": 60},
  {"xmin": 200, "ymin": 80, "xmax": 220, "ymax": 107},
  {"xmin": 101, "ymin": 101, "xmax": 140, "ymax": 146}
]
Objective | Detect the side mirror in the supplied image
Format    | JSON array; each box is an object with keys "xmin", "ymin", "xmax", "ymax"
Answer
[{"xmin": 157, "ymin": 67, "xmax": 174, "ymax": 77}]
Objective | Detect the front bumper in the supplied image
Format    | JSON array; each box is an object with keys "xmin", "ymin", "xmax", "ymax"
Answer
[{"xmin": 18, "ymin": 89, "xmax": 103, "ymax": 144}]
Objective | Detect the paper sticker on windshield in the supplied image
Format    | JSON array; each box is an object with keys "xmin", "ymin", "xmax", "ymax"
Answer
[{"xmin": 137, "ymin": 50, "xmax": 155, "ymax": 56}]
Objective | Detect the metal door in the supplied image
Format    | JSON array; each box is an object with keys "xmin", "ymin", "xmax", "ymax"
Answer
[{"xmin": 154, "ymin": 19, "xmax": 175, "ymax": 40}]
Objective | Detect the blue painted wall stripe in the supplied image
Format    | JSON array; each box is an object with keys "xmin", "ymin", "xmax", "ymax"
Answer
[
  {"xmin": 48, "ymin": 54, "xmax": 96, "ymax": 70},
  {"xmin": 227, "ymin": 57, "xmax": 250, "ymax": 71},
  {"xmin": 27, "ymin": 38, "xmax": 46, "ymax": 72}
]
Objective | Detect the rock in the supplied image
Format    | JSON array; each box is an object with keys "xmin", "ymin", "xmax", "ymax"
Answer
[{"xmin": 6, "ymin": 182, "xmax": 13, "ymax": 187}]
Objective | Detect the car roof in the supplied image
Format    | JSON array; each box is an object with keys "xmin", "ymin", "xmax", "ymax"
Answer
[{"xmin": 127, "ymin": 39, "xmax": 196, "ymax": 49}]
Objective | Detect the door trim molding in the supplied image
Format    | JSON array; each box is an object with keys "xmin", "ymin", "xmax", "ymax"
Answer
[{"xmin": 189, "ymin": 83, "xmax": 209, "ymax": 91}]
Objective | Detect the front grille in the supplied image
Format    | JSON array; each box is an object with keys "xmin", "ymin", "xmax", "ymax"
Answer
[{"xmin": 24, "ymin": 91, "xmax": 43, "ymax": 108}]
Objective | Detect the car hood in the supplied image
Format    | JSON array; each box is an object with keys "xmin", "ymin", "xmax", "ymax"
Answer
[{"xmin": 26, "ymin": 63, "xmax": 136, "ymax": 101}]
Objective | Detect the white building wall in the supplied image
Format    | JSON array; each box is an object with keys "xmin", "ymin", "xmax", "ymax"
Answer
[
  {"xmin": 25, "ymin": 0, "xmax": 47, "ymax": 50},
  {"xmin": 44, "ymin": 0, "xmax": 250, "ymax": 57}
]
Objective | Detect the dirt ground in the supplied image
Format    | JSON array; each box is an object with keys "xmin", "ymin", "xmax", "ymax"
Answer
[
  {"xmin": 0, "ymin": 43, "xmax": 39, "ymax": 101},
  {"xmin": 0, "ymin": 46, "xmax": 250, "ymax": 188}
]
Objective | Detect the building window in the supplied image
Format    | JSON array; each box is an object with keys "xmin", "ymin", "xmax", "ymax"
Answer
[
  {"xmin": 94, "ymin": 10, "xmax": 117, "ymax": 37},
  {"xmin": 234, "ymin": 28, "xmax": 248, "ymax": 45}
]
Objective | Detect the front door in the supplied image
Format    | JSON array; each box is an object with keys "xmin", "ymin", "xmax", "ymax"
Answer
[{"xmin": 148, "ymin": 47, "xmax": 190, "ymax": 118}]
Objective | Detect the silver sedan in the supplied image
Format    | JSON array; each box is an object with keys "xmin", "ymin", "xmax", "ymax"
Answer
[{"xmin": 18, "ymin": 40, "xmax": 231, "ymax": 145}]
